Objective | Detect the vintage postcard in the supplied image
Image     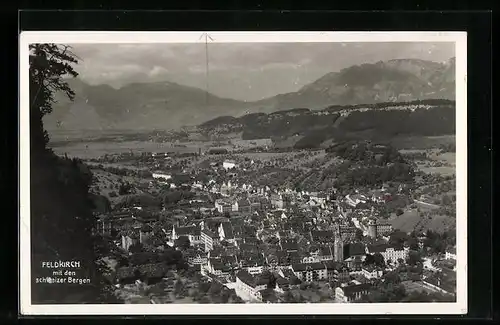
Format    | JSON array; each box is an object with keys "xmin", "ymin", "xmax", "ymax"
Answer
[{"xmin": 19, "ymin": 31, "xmax": 467, "ymax": 315}]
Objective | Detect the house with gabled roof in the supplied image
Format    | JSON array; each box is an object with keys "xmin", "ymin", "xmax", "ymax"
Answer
[
  {"xmin": 121, "ymin": 229, "xmax": 140, "ymax": 252},
  {"xmin": 171, "ymin": 225, "xmax": 201, "ymax": 245},
  {"xmin": 206, "ymin": 258, "xmax": 232, "ymax": 277},
  {"xmin": 200, "ymin": 228, "xmax": 220, "ymax": 252},
  {"xmin": 310, "ymin": 229, "xmax": 335, "ymax": 244},
  {"xmin": 335, "ymin": 283, "xmax": 372, "ymax": 303},
  {"xmin": 280, "ymin": 238, "xmax": 299, "ymax": 253},
  {"xmin": 236, "ymin": 198, "xmax": 252, "ymax": 214},
  {"xmin": 238, "ymin": 252, "xmax": 266, "ymax": 275},
  {"xmin": 235, "ymin": 270, "xmax": 268, "ymax": 302},
  {"xmin": 274, "ymin": 276, "xmax": 290, "ymax": 293},
  {"xmin": 445, "ymin": 246, "xmax": 456, "ymax": 260},
  {"xmin": 291, "ymin": 262, "xmax": 328, "ymax": 282}
]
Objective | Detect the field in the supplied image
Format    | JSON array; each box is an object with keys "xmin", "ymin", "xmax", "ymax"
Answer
[
  {"xmin": 390, "ymin": 135, "xmax": 456, "ymax": 150},
  {"xmin": 401, "ymin": 280, "xmax": 438, "ymax": 294},
  {"xmin": 50, "ymin": 141, "xmax": 201, "ymax": 159},
  {"xmin": 418, "ymin": 166, "xmax": 455, "ymax": 176},
  {"xmin": 388, "ymin": 207, "xmax": 454, "ymax": 234},
  {"xmin": 90, "ymin": 169, "xmax": 150, "ymax": 204}
]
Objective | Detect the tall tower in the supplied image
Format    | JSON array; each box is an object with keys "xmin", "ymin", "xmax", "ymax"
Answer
[
  {"xmin": 333, "ymin": 223, "xmax": 341, "ymax": 238},
  {"xmin": 368, "ymin": 219, "xmax": 377, "ymax": 239},
  {"xmin": 334, "ymin": 236, "xmax": 344, "ymax": 262}
]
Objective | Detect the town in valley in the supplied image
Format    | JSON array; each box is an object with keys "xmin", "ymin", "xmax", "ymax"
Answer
[
  {"xmin": 31, "ymin": 41, "xmax": 459, "ymax": 305},
  {"xmin": 81, "ymin": 129, "xmax": 457, "ymax": 304}
]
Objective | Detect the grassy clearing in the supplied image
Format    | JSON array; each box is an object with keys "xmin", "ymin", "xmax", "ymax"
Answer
[
  {"xmin": 418, "ymin": 166, "xmax": 456, "ymax": 176},
  {"xmin": 51, "ymin": 141, "xmax": 201, "ymax": 159},
  {"xmin": 390, "ymin": 135, "xmax": 456, "ymax": 150},
  {"xmin": 388, "ymin": 208, "xmax": 454, "ymax": 234}
]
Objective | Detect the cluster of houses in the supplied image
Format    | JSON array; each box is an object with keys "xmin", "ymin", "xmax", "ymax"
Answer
[{"xmin": 92, "ymin": 153, "xmax": 456, "ymax": 303}]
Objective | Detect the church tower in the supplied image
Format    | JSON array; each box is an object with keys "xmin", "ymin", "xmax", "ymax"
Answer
[
  {"xmin": 334, "ymin": 236, "xmax": 344, "ymax": 262},
  {"xmin": 368, "ymin": 219, "xmax": 377, "ymax": 239}
]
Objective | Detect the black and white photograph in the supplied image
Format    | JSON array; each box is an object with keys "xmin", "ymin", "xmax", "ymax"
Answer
[{"xmin": 19, "ymin": 31, "xmax": 467, "ymax": 315}]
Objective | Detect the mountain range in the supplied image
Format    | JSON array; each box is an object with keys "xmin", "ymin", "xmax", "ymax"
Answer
[{"xmin": 44, "ymin": 57, "xmax": 456, "ymax": 131}]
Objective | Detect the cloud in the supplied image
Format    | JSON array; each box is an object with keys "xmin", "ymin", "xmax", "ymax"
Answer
[
  {"xmin": 66, "ymin": 42, "xmax": 455, "ymax": 101},
  {"xmin": 148, "ymin": 66, "xmax": 169, "ymax": 77}
]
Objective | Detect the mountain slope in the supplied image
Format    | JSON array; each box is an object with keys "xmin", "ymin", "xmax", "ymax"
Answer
[
  {"xmin": 45, "ymin": 57, "xmax": 456, "ymax": 131},
  {"xmin": 198, "ymin": 99, "xmax": 456, "ymax": 144},
  {"xmin": 255, "ymin": 58, "xmax": 456, "ymax": 111},
  {"xmin": 45, "ymin": 79, "xmax": 253, "ymax": 131}
]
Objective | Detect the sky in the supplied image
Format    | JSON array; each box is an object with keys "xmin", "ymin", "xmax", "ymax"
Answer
[{"xmin": 68, "ymin": 42, "xmax": 455, "ymax": 102}]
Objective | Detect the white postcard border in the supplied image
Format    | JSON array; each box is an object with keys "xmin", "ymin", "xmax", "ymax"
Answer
[{"xmin": 19, "ymin": 31, "xmax": 467, "ymax": 315}]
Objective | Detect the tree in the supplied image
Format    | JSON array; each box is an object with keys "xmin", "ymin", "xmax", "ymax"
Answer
[
  {"xmin": 29, "ymin": 44, "xmax": 78, "ymax": 151},
  {"xmin": 29, "ymin": 44, "xmax": 120, "ymax": 303},
  {"xmin": 128, "ymin": 242, "xmax": 144, "ymax": 255},
  {"xmin": 260, "ymin": 270, "xmax": 277, "ymax": 289},
  {"xmin": 208, "ymin": 281, "xmax": 223, "ymax": 297},
  {"xmin": 118, "ymin": 182, "xmax": 133, "ymax": 195},
  {"xmin": 407, "ymin": 250, "xmax": 423, "ymax": 266},
  {"xmin": 173, "ymin": 279, "xmax": 184, "ymax": 296},
  {"xmin": 373, "ymin": 253, "xmax": 386, "ymax": 267}
]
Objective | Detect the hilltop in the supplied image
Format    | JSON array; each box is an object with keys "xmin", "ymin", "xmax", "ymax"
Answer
[
  {"xmin": 197, "ymin": 99, "xmax": 456, "ymax": 145},
  {"xmin": 44, "ymin": 57, "xmax": 456, "ymax": 132}
]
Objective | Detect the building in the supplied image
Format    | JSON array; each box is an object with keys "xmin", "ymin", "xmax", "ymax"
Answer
[
  {"xmin": 215, "ymin": 199, "xmax": 233, "ymax": 213},
  {"xmin": 376, "ymin": 221, "xmax": 393, "ymax": 236},
  {"xmin": 152, "ymin": 172, "xmax": 172, "ymax": 181},
  {"xmin": 235, "ymin": 270, "xmax": 269, "ymax": 301},
  {"xmin": 237, "ymin": 199, "xmax": 252, "ymax": 214},
  {"xmin": 200, "ymin": 228, "xmax": 220, "ymax": 252},
  {"xmin": 366, "ymin": 244, "xmax": 410, "ymax": 264},
  {"xmin": 171, "ymin": 225, "xmax": 201, "ymax": 245},
  {"xmin": 280, "ymin": 239, "xmax": 299, "ymax": 253},
  {"xmin": 361, "ymin": 265, "xmax": 384, "ymax": 279},
  {"xmin": 218, "ymin": 222, "xmax": 235, "ymax": 243},
  {"xmin": 270, "ymin": 193, "xmax": 284, "ymax": 209},
  {"xmin": 368, "ymin": 219, "xmax": 377, "ymax": 238},
  {"xmin": 94, "ymin": 215, "xmax": 113, "ymax": 236},
  {"xmin": 223, "ymin": 160, "xmax": 238, "ymax": 170},
  {"xmin": 333, "ymin": 237, "xmax": 344, "ymax": 262},
  {"xmin": 121, "ymin": 231, "xmax": 139, "ymax": 252},
  {"xmin": 139, "ymin": 224, "xmax": 153, "ymax": 244},
  {"xmin": 310, "ymin": 230, "xmax": 335, "ymax": 244},
  {"xmin": 274, "ymin": 276, "xmax": 290, "ymax": 293},
  {"xmin": 345, "ymin": 194, "xmax": 368, "ymax": 207},
  {"xmin": 206, "ymin": 258, "xmax": 231, "ymax": 277},
  {"xmin": 371, "ymin": 190, "xmax": 392, "ymax": 203},
  {"xmin": 208, "ymin": 148, "xmax": 229, "ymax": 155},
  {"xmin": 291, "ymin": 263, "xmax": 328, "ymax": 282},
  {"xmin": 302, "ymin": 255, "xmax": 321, "ymax": 264},
  {"xmin": 185, "ymin": 251, "xmax": 208, "ymax": 266},
  {"xmin": 335, "ymin": 283, "xmax": 372, "ymax": 303},
  {"xmin": 340, "ymin": 225, "xmax": 358, "ymax": 241},
  {"xmin": 345, "ymin": 256, "xmax": 364, "ymax": 270},
  {"xmin": 445, "ymin": 247, "xmax": 457, "ymax": 260},
  {"xmin": 336, "ymin": 265, "xmax": 351, "ymax": 284},
  {"xmin": 318, "ymin": 245, "xmax": 334, "ymax": 261}
]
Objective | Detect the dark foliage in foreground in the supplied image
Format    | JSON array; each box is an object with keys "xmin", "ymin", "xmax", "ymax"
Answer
[{"xmin": 30, "ymin": 44, "xmax": 119, "ymax": 303}]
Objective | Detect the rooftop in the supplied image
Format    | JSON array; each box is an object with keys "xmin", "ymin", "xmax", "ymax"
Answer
[
  {"xmin": 236, "ymin": 270, "xmax": 268, "ymax": 288},
  {"xmin": 174, "ymin": 225, "xmax": 200, "ymax": 236},
  {"xmin": 340, "ymin": 283, "xmax": 372, "ymax": 296}
]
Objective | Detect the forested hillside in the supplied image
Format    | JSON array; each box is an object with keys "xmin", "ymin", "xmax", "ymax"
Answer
[
  {"xmin": 198, "ymin": 99, "xmax": 455, "ymax": 145},
  {"xmin": 29, "ymin": 44, "xmax": 118, "ymax": 303}
]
